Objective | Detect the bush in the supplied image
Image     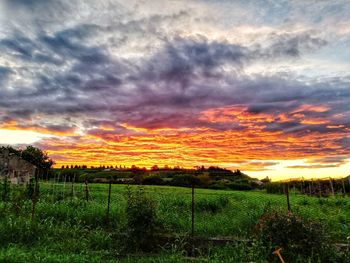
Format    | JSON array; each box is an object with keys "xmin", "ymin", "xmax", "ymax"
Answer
[
  {"xmin": 142, "ymin": 175, "xmax": 164, "ymax": 185},
  {"xmin": 170, "ymin": 174, "xmax": 201, "ymax": 187},
  {"xmin": 1, "ymin": 177, "xmax": 10, "ymax": 202},
  {"xmin": 125, "ymin": 187, "xmax": 160, "ymax": 252},
  {"xmin": 208, "ymin": 183, "xmax": 228, "ymax": 190},
  {"xmin": 254, "ymin": 209, "xmax": 341, "ymax": 262},
  {"xmin": 227, "ymin": 182, "xmax": 253, "ymax": 191}
]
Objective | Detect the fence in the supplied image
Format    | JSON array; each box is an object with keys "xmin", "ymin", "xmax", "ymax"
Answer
[{"xmin": 1, "ymin": 176, "xmax": 349, "ymax": 241}]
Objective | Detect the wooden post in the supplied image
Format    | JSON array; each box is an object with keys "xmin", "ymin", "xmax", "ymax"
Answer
[
  {"xmin": 342, "ymin": 178, "xmax": 346, "ymax": 197},
  {"xmin": 191, "ymin": 183, "xmax": 195, "ymax": 238},
  {"xmin": 329, "ymin": 178, "xmax": 335, "ymax": 197},
  {"xmin": 63, "ymin": 174, "xmax": 67, "ymax": 199},
  {"xmin": 56, "ymin": 172, "xmax": 61, "ymax": 200},
  {"xmin": 71, "ymin": 174, "xmax": 75, "ymax": 198},
  {"xmin": 285, "ymin": 183, "xmax": 291, "ymax": 212},
  {"xmin": 106, "ymin": 179, "xmax": 112, "ymax": 227},
  {"xmin": 31, "ymin": 169, "xmax": 39, "ymax": 221},
  {"xmin": 191, "ymin": 183, "xmax": 195, "ymax": 255},
  {"xmin": 308, "ymin": 181, "xmax": 312, "ymax": 196},
  {"xmin": 84, "ymin": 177, "xmax": 89, "ymax": 201},
  {"xmin": 301, "ymin": 178, "xmax": 305, "ymax": 194},
  {"xmin": 318, "ymin": 180, "xmax": 322, "ymax": 198}
]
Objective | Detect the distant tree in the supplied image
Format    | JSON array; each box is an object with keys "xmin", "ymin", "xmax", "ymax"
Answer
[
  {"xmin": 151, "ymin": 165, "xmax": 159, "ymax": 171},
  {"xmin": 261, "ymin": 176, "xmax": 271, "ymax": 183},
  {"xmin": 233, "ymin": 169, "xmax": 242, "ymax": 176}
]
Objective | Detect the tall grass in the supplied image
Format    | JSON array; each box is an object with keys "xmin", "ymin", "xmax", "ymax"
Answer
[{"xmin": 0, "ymin": 182, "xmax": 349, "ymax": 262}]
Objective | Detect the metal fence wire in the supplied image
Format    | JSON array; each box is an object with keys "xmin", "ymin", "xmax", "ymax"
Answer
[{"xmin": 0, "ymin": 176, "xmax": 349, "ymax": 245}]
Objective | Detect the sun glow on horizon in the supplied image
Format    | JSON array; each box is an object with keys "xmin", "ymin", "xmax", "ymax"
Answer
[{"xmin": 0, "ymin": 129, "xmax": 52, "ymax": 145}]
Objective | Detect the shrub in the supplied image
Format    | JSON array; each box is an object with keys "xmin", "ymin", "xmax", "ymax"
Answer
[
  {"xmin": 254, "ymin": 209, "xmax": 340, "ymax": 262},
  {"xmin": 142, "ymin": 175, "xmax": 164, "ymax": 185},
  {"xmin": 198, "ymin": 174, "xmax": 210, "ymax": 188},
  {"xmin": 125, "ymin": 187, "xmax": 160, "ymax": 252},
  {"xmin": 170, "ymin": 174, "xmax": 201, "ymax": 187},
  {"xmin": 208, "ymin": 183, "xmax": 228, "ymax": 190},
  {"xmin": 1, "ymin": 177, "xmax": 10, "ymax": 203},
  {"xmin": 227, "ymin": 182, "xmax": 253, "ymax": 191}
]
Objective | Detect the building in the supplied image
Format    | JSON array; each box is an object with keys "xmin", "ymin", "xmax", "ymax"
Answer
[{"xmin": 0, "ymin": 149, "xmax": 37, "ymax": 184}]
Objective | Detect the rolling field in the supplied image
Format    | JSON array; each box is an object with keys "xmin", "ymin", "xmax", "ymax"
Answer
[{"xmin": 1, "ymin": 183, "xmax": 350, "ymax": 262}]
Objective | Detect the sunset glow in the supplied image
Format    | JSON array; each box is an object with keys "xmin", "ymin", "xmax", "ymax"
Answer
[{"xmin": 0, "ymin": 0, "xmax": 350, "ymax": 180}]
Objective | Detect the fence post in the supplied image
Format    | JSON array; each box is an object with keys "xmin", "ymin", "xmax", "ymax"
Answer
[
  {"xmin": 106, "ymin": 179, "xmax": 112, "ymax": 227},
  {"xmin": 329, "ymin": 178, "xmax": 335, "ymax": 197},
  {"xmin": 293, "ymin": 183, "xmax": 296, "ymax": 195},
  {"xmin": 191, "ymin": 183, "xmax": 195, "ymax": 238},
  {"xmin": 341, "ymin": 178, "xmax": 346, "ymax": 197},
  {"xmin": 308, "ymin": 181, "xmax": 312, "ymax": 196},
  {"xmin": 301, "ymin": 178, "xmax": 305, "ymax": 194},
  {"xmin": 31, "ymin": 169, "xmax": 40, "ymax": 221},
  {"xmin": 63, "ymin": 174, "xmax": 67, "ymax": 199},
  {"xmin": 318, "ymin": 180, "xmax": 322, "ymax": 198},
  {"xmin": 191, "ymin": 183, "xmax": 195, "ymax": 255},
  {"xmin": 284, "ymin": 183, "xmax": 291, "ymax": 212},
  {"xmin": 71, "ymin": 173, "xmax": 75, "ymax": 198},
  {"xmin": 84, "ymin": 177, "xmax": 89, "ymax": 201}
]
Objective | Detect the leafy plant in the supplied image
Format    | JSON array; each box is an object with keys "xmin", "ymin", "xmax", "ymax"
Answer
[
  {"xmin": 1, "ymin": 177, "xmax": 10, "ymax": 203},
  {"xmin": 125, "ymin": 186, "xmax": 160, "ymax": 252},
  {"xmin": 254, "ymin": 208, "xmax": 341, "ymax": 262}
]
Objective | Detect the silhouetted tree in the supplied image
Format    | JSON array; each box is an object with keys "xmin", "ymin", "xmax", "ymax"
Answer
[{"xmin": 21, "ymin": 146, "xmax": 54, "ymax": 171}]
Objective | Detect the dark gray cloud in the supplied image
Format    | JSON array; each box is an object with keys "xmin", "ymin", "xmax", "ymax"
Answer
[
  {"xmin": 0, "ymin": 27, "xmax": 348, "ymax": 135},
  {"xmin": 262, "ymin": 31, "xmax": 328, "ymax": 58},
  {"xmin": 0, "ymin": 1, "xmax": 349, "ymax": 162}
]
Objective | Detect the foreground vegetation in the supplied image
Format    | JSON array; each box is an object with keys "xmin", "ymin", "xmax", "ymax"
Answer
[{"xmin": 1, "ymin": 182, "xmax": 350, "ymax": 262}]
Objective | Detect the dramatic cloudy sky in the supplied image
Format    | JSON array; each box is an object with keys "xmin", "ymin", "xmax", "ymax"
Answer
[{"xmin": 0, "ymin": 0, "xmax": 350, "ymax": 179}]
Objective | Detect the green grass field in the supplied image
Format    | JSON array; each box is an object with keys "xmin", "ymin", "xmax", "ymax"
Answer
[{"xmin": 1, "ymin": 183, "xmax": 350, "ymax": 262}]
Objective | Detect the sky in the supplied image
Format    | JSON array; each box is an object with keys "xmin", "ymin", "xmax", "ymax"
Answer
[{"xmin": 0, "ymin": 0, "xmax": 350, "ymax": 180}]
